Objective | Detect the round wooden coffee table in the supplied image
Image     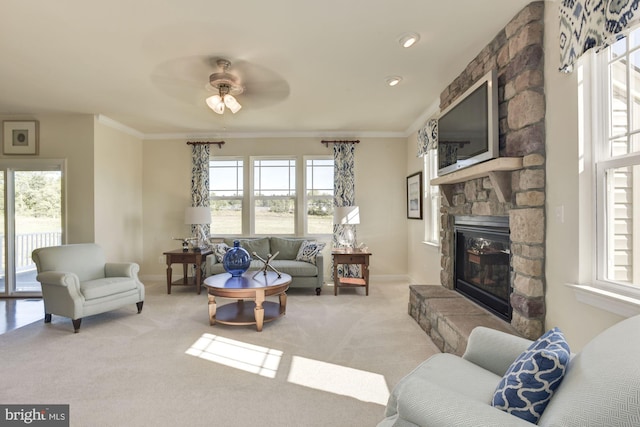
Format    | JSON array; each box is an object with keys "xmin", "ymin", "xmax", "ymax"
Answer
[{"xmin": 203, "ymin": 271, "xmax": 291, "ymax": 332}]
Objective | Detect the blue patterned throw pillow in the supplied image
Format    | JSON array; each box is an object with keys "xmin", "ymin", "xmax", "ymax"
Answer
[
  {"xmin": 295, "ymin": 240, "xmax": 325, "ymax": 265},
  {"xmin": 213, "ymin": 243, "xmax": 230, "ymax": 263},
  {"xmin": 491, "ymin": 327, "xmax": 570, "ymax": 424}
]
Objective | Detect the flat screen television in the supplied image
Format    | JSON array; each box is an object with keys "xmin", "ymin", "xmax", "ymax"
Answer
[{"xmin": 437, "ymin": 70, "xmax": 499, "ymax": 176}]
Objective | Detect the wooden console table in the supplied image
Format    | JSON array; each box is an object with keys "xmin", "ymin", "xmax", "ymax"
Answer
[
  {"xmin": 163, "ymin": 248, "xmax": 213, "ymax": 295},
  {"xmin": 332, "ymin": 249, "xmax": 372, "ymax": 296}
]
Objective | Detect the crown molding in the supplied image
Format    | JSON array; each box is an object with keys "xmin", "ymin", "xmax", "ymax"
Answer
[
  {"xmin": 95, "ymin": 115, "xmax": 145, "ymax": 139},
  {"xmin": 95, "ymin": 114, "xmax": 430, "ymax": 141}
]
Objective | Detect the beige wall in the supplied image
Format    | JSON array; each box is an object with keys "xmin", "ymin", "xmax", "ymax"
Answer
[
  {"xmin": 543, "ymin": 2, "xmax": 624, "ymax": 350},
  {"xmin": 0, "ymin": 114, "xmax": 96, "ymax": 244},
  {"xmin": 94, "ymin": 119, "xmax": 144, "ymax": 263},
  {"xmin": 140, "ymin": 137, "xmax": 408, "ymax": 281},
  {"xmin": 405, "ymin": 130, "xmax": 441, "ymax": 285}
]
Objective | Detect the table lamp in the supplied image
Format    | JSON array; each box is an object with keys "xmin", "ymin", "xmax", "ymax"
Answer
[
  {"xmin": 334, "ymin": 206, "xmax": 360, "ymax": 249},
  {"xmin": 185, "ymin": 206, "xmax": 211, "ymax": 251}
]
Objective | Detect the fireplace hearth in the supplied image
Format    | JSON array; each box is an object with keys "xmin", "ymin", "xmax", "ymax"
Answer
[{"xmin": 454, "ymin": 216, "xmax": 511, "ymax": 321}]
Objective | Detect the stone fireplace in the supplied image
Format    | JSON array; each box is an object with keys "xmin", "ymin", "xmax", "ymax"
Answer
[{"xmin": 429, "ymin": 2, "xmax": 546, "ymax": 341}]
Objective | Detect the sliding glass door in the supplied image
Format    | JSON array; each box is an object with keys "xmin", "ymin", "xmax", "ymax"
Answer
[{"xmin": 0, "ymin": 161, "xmax": 64, "ymax": 297}]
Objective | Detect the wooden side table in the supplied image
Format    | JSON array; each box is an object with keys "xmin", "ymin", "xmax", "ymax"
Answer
[
  {"xmin": 332, "ymin": 249, "xmax": 372, "ymax": 296},
  {"xmin": 163, "ymin": 248, "xmax": 213, "ymax": 295}
]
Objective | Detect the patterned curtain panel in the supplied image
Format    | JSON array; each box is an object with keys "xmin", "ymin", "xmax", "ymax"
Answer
[
  {"xmin": 333, "ymin": 143, "xmax": 360, "ymax": 278},
  {"xmin": 417, "ymin": 119, "xmax": 438, "ymax": 157},
  {"xmin": 559, "ymin": 0, "xmax": 640, "ymax": 72},
  {"xmin": 191, "ymin": 144, "xmax": 210, "ymax": 237}
]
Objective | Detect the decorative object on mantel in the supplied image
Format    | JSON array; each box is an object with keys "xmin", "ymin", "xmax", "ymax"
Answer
[
  {"xmin": 406, "ymin": 172, "xmax": 423, "ymax": 219},
  {"xmin": 252, "ymin": 251, "xmax": 282, "ymax": 279},
  {"xmin": 2, "ymin": 120, "xmax": 39, "ymax": 155},
  {"xmin": 184, "ymin": 206, "xmax": 211, "ymax": 252},
  {"xmin": 222, "ymin": 240, "xmax": 251, "ymax": 277},
  {"xmin": 559, "ymin": 1, "xmax": 640, "ymax": 72}
]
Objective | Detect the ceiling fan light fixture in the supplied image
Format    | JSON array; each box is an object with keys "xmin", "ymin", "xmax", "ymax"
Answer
[
  {"xmin": 206, "ymin": 60, "xmax": 244, "ymax": 115},
  {"xmin": 224, "ymin": 94, "xmax": 242, "ymax": 113},
  {"xmin": 399, "ymin": 33, "xmax": 420, "ymax": 48},
  {"xmin": 206, "ymin": 94, "xmax": 225, "ymax": 114},
  {"xmin": 386, "ymin": 76, "xmax": 402, "ymax": 87}
]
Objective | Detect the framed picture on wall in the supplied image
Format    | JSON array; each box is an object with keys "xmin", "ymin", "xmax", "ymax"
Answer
[
  {"xmin": 407, "ymin": 171, "xmax": 423, "ymax": 220},
  {"xmin": 3, "ymin": 120, "xmax": 39, "ymax": 155}
]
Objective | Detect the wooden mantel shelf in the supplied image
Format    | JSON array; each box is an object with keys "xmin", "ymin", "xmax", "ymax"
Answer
[{"xmin": 431, "ymin": 157, "xmax": 523, "ymax": 204}]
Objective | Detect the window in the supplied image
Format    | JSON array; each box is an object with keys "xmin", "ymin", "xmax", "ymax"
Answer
[
  {"xmin": 209, "ymin": 158, "xmax": 243, "ymax": 235},
  {"xmin": 252, "ymin": 158, "xmax": 296, "ymax": 235},
  {"xmin": 424, "ymin": 149, "xmax": 440, "ymax": 245},
  {"xmin": 305, "ymin": 157, "xmax": 334, "ymax": 235},
  {"xmin": 210, "ymin": 156, "xmax": 334, "ymax": 236},
  {"xmin": 591, "ymin": 28, "xmax": 640, "ymax": 294}
]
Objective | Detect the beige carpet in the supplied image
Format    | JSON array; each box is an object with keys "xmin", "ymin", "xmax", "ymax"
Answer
[{"xmin": 0, "ymin": 279, "xmax": 440, "ymax": 427}]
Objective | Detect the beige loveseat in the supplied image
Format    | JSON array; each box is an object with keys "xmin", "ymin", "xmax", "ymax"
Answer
[{"xmin": 205, "ymin": 237, "xmax": 324, "ymax": 295}]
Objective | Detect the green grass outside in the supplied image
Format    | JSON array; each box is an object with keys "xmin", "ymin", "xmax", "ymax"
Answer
[{"xmin": 211, "ymin": 210, "xmax": 332, "ymax": 235}]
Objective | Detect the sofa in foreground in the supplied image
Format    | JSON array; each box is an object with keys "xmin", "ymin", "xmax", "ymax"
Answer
[
  {"xmin": 379, "ymin": 314, "xmax": 640, "ymax": 426},
  {"xmin": 206, "ymin": 237, "xmax": 324, "ymax": 295}
]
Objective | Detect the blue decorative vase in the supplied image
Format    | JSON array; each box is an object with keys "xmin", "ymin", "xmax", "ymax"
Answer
[{"xmin": 222, "ymin": 240, "xmax": 251, "ymax": 277}]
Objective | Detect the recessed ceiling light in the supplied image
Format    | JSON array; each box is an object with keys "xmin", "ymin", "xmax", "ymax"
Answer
[
  {"xmin": 399, "ymin": 33, "xmax": 420, "ymax": 48},
  {"xmin": 386, "ymin": 76, "xmax": 402, "ymax": 87}
]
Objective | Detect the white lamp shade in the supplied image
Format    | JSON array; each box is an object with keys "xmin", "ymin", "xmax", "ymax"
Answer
[
  {"xmin": 224, "ymin": 94, "xmax": 242, "ymax": 113},
  {"xmin": 333, "ymin": 206, "xmax": 360, "ymax": 225},
  {"xmin": 184, "ymin": 206, "xmax": 211, "ymax": 225},
  {"xmin": 206, "ymin": 95, "xmax": 225, "ymax": 114}
]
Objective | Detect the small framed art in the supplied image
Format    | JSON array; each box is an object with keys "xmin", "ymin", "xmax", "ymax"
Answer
[
  {"xmin": 3, "ymin": 120, "xmax": 39, "ymax": 155},
  {"xmin": 406, "ymin": 171, "xmax": 423, "ymax": 220}
]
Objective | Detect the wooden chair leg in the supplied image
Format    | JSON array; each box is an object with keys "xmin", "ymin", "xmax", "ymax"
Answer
[
  {"xmin": 136, "ymin": 301, "xmax": 144, "ymax": 313},
  {"xmin": 44, "ymin": 313, "xmax": 52, "ymax": 323},
  {"xmin": 72, "ymin": 318, "xmax": 82, "ymax": 333}
]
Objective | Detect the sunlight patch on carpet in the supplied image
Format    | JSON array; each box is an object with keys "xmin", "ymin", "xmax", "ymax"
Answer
[
  {"xmin": 185, "ymin": 333, "xmax": 282, "ymax": 378},
  {"xmin": 287, "ymin": 356, "xmax": 390, "ymax": 405}
]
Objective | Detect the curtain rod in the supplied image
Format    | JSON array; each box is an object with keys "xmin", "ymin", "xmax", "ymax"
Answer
[
  {"xmin": 186, "ymin": 141, "xmax": 225, "ymax": 149},
  {"xmin": 321, "ymin": 140, "xmax": 360, "ymax": 147}
]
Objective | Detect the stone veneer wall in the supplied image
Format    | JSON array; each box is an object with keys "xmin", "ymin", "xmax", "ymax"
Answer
[{"xmin": 438, "ymin": 1, "xmax": 546, "ymax": 340}]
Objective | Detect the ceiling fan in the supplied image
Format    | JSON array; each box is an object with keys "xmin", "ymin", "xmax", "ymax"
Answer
[
  {"xmin": 206, "ymin": 59, "xmax": 244, "ymax": 114},
  {"xmin": 150, "ymin": 55, "xmax": 290, "ymax": 114}
]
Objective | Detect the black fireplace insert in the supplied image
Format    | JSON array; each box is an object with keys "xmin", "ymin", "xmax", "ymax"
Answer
[{"xmin": 454, "ymin": 216, "xmax": 511, "ymax": 321}]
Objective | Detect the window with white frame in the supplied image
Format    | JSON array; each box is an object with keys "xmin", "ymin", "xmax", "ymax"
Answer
[
  {"xmin": 252, "ymin": 158, "xmax": 296, "ymax": 235},
  {"xmin": 592, "ymin": 28, "xmax": 640, "ymax": 292},
  {"xmin": 424, "ymin": 149, "xmax": 440, "ymax": 245},
  {"xmin": 210, "ymin": 156, "xmax": 334, "ymax": 236},
  {"xmin": 305, "ymin": 157, "xmax": 334, "ymax": 235},
  {"xmin": 209, "ymin": 158, "xmax": 243, "ymax": 235}
]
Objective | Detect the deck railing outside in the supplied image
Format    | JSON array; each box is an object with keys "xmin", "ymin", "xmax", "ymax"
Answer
[{"xmin": 1, "ymin": 232, "xmax": 62, "ymax": 274}]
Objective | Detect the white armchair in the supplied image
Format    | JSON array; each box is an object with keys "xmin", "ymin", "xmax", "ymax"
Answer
[
  {"xmin": 378, "ymin": 315, "xmax": 640, "ymax": 426},
  {"xmin": 32, "ymin": 244, "xmax": 145, "ymax": 333}
]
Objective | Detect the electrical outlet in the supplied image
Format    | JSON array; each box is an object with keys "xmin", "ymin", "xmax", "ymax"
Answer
[
  {"xmin": 158, "ymin": 256, "xmax": 164, "ymax": 264},
  {"xmin": 555, "ymin": 205, "xmax": 564, "ymax": 223}
]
